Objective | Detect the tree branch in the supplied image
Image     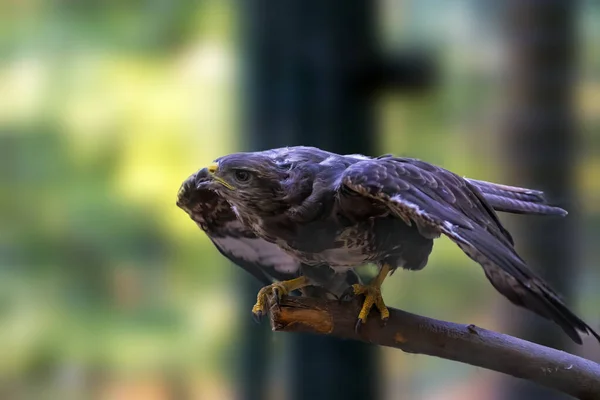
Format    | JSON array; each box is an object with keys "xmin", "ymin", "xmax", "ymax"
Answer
[{"xmin": 267, "ymin": 296, "xmax": 600, "ymax": 400}]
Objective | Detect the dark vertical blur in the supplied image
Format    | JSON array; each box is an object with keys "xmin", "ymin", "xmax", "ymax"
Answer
[
  {"xmin": 235, "ymin": 277, "xmax": 272, "ymax": 400},
  {"xmin": 236, "ymin": 2, "xmax": 436, "ymax": 399},
  {"xmin": 237, "ymin": 1, "xmax": 380, "ymax": 399},
  {"xmin": 501, "ymin": 1, "xmax": 579, "ymax": 399},
  {"xmin": 236, "ymin": 1, "xmax": 437, "ymax": 398}
]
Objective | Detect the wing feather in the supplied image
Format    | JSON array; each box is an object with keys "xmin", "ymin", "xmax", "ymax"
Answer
[
  {"xmin": 339, "ymin": 158, "xmax": 599, "ymax": 344},
  {"xmin": 466, "ymin": 178, "xmax": 568, "ymax": 216}
]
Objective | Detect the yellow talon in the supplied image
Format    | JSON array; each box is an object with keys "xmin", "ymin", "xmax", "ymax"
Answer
[
  {"xmin": 251, "ymin": 276, "xmax": 310, "ymax": 320},
  {"xmin": 348, "ymin": 264, "xmax": 391, "ymax": 328},
  {"xmin": 353, "ymin": 283, "xmax": 389, "ymax": 324},
  {"xmin": 376, "ymin": 294, "xmax": 390, "ymax": 321}
]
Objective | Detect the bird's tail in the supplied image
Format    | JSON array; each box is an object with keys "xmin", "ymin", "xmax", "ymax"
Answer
[{"xmin": 466, "ymin": 178, "xmax": 568, "ymax": 217}]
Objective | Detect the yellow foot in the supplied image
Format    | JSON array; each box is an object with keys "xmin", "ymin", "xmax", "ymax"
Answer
[
  {"xmin": 251, "ymin": 276, "xmax": 309, "ymax": 322},
  {"xmin": 342, "ymin": 283, "xmax": 390, "ymax": 331},
  {"xmin": 340, "ymin": 264, "xmax": 392, "ymax": 331}
]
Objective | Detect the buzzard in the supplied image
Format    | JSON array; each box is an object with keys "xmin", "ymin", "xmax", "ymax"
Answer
[{"xmin": 177, "ymin": 146, "xmax": 600, "ymax": 344}]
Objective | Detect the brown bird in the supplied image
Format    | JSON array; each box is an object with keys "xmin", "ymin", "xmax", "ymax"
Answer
[{"xmin": 177, "ymin": 146, "xmax": 599, "ymax": 344}]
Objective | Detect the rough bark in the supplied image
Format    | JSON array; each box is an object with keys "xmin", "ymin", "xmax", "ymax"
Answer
[{"xmin": 267, "ymin": 296, "xmax": 600, "ymax": 400}]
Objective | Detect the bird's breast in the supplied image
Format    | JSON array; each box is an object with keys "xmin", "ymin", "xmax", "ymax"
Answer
[
  {"xmin": 247, "ymin": 213, "xmax": 432, "ymax": 269},
  {"xmin": 273, "ymin": 220, "xmax": 376, "ymax": 267}
]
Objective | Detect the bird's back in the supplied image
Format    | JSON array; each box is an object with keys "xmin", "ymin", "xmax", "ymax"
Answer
[{"xmin": 250, "ymin": 152, "xmax": 436, "ymax": 270}]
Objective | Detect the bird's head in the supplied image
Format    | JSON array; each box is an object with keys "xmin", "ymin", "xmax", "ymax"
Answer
[{"xmin": 177, "ymin": 152, "xmax": 291, "ymax": 216}]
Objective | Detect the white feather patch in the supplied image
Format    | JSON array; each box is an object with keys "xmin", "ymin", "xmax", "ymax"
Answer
[
  {"xmin": 390, "ymin": 195, "xmax": 427, "ymax": 217},
  {"xmin": 212, "ymin": 236, "xmax": 301, "ymax": 274},
  {"xmin": 318, "ymin": 248, "xmax": 368, "ymax": 268},
  {"xmin": 346, "ymin": 153, "xmax": 370, "ymax": 160},
  {"xmin": 320, "ymin": 155, "xmax": 339, "ymax": 166}
]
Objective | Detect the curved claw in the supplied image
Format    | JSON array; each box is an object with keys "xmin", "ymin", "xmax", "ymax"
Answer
[
  {"xmin": 252, "ymin": 285, "xmax": 282, "ymax": 321},
  {"xmin": 252, "ymin": 309, "xmax": 264, "ymax": 324},
  {"xmin": 344, "ymin": 283, "xmax": 390, "ymax": 328},
  {"xmin": 252, "ymin": 299, "xmax": 268, "ymax": 322},
  {"xmin": 251, "ymin": 276, "xmax": 310, "ymax": 320},
  {"xmin": 272, "ymin": 286, "xmax": 282, "ymax": 307},
  {"xmin": 354, "ymin": 318, "xmax": 363, "ymax": 333}
]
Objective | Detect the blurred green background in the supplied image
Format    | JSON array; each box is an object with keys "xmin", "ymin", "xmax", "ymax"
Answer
[{"xmin": 1, "ymin": 1, "xmax": 599, "ymax": 399}]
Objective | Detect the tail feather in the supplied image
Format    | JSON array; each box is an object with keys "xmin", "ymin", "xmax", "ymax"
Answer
[
  {"xmin": 466, "ymin": 178, "xmax": 546, "ymax": 202},
  {"xmin": 454, "ymin": 227, "xmax": 600, "ymax": 345},
  {"xmin": 465, "ymin": 178, "xmax": 568, "ymax": 217},
  {"xmin": 483, "ymin": 194, "xmax": 568, "ymax": 216}
]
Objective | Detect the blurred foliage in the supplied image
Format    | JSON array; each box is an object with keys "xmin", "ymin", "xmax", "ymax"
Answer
[{"xmin": 0, "ymin": 0, "xmax": 598, "ymax": 399}]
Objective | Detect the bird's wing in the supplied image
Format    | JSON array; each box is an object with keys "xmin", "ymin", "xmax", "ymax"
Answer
[
  {"xmin": 466, "ymin": 178, "xmax": 568, "ymax": 216},
  {"xmin": 180, "ymin": 183, "xmax": 301, "ymax": 285},
  {"xmin": 338, "ymin": 157, "xmax": 599, "ymax": 344}
]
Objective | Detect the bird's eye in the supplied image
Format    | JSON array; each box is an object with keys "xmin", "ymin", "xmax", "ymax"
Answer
[{"xmin": 234, "ymin": 170, "xmax": 251, "ymax": 182}]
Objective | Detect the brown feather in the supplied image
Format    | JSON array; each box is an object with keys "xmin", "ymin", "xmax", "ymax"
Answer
[{"xmin": 340, "ymin": 157, "xmax": 598, "ymax": 344}]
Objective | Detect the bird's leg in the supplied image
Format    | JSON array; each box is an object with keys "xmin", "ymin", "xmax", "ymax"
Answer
[
  {"xmin": 251, "ymin": 276, "xmax": 310, "ymax": 320},
  {"xmin": 342, "ymin": 264, "xmax": 391, "ymax": 330}
]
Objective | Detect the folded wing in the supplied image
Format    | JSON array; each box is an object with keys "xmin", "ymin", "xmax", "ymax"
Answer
[{"xmin": 338, "ymin": 157, "xmax": 599, "ymax": 344}]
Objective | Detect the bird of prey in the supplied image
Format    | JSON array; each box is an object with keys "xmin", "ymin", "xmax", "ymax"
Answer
[{"xmin": 176, "ymin": 146, "xmax": 600, "ymax": 344}]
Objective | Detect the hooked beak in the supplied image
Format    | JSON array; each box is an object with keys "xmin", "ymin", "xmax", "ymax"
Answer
[{"xmin": 206, "ymin": 163, "xmax": 234, "ymax": 190}]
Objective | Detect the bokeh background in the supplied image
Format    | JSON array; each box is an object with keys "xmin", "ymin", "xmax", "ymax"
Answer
[{"xmin": 1, "ymin": 1, "xmax": 599, "ymax": 399}]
